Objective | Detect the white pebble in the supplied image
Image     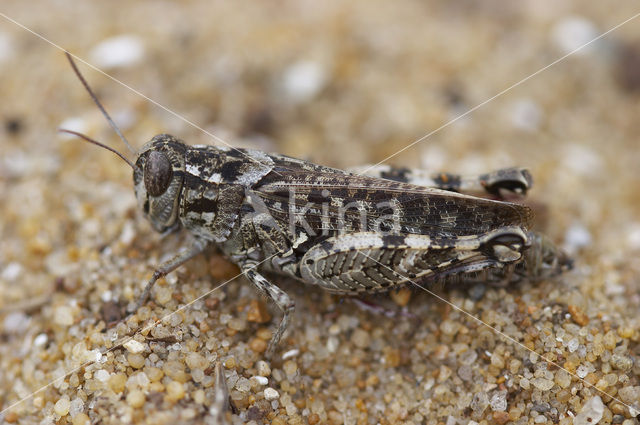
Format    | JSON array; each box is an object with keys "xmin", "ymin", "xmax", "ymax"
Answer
[
  {"xmin": 263, "ymin": 387, "xmax": 279, "ymax": 401},
  {"xmin": 90, "ymin": 35, "xmax": 145, "ymax": 69},
  {"xmin": 552, "ymin": 16, "xmax": 599, "ymax": 56},
  {"xmin": 281, "ymin": 348, "xmax": 300, "ymax": 360},
  {"xmin": 252, "ymin": 376, "xmax": 269, "ymax": 386},
  {"xmin": 1, "ymin": 262, "xmax": 22, "ymax": 280},
  {"xmin": 100, "ymin": 290, "xmax": 113, "ymax": 303},
  {"xmin": 573, "ymin": 396, "xmax": 604, "ymax": 425},
  {"xmin": 281, "ymin": 60, "xmax": 327, "ymax": 102},
  {"xmin": 3, "ymin": 312, "xmax": 29, "ymax": 334},
  {"xmin": 123, "ymin": 339, "xmax": 146, "ymax": 354},
  {"xmin": 34, "ymin": 333, "xmax": 48, "ymax": 347}
]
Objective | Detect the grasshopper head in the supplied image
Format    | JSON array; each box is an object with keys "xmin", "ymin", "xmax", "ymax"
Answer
[{"xmin": 134, "ymin": 134, "xmax": 187, "ymax": 234}]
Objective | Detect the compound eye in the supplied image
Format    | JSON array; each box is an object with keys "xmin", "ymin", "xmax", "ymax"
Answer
[{"xmin": 144, "ymin": 151, "xmax": 173, "ymax": 196}]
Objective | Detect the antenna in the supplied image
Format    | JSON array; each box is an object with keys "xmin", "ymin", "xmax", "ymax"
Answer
[
  {"xmin": 64, "ymin": 51, "xmax": 137, "ymax": 156},
  {"xmin": 59, "ymin": 129, "xmax": 138, "ymax": 170}
]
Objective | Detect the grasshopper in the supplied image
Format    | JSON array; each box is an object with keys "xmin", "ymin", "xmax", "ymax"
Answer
[{"xmin": 62, "ymin": 53, "xmax": 571, "ymax": 357}]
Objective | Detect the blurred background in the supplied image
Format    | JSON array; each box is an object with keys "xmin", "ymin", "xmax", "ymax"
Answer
[{"xmin": 1, "ymin": 0, "xmax": 640, "ymax": 423}]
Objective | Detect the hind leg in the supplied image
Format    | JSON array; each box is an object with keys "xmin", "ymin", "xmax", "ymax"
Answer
[{"xmin": 348, "ymin": 165, "xmax": 532, "ymax": 198}]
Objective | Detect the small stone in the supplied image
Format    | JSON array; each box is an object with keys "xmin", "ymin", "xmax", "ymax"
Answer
[
  {"xmin": 163, "ymin": 360, "xmax": 189, "ymax": 382},
  {"xmin": 90, "ymin": 35, "xmax": 144, "ymax": 68},
  {"xmin": 283, "ymin": 360, "xmax": 298, "ymax": 377},
  {"xmin": 490, "ymin": 353, "xmax": 505, "ymax": 369},
  {"xmin": 228, "ymin": 317, "xmax": 247, "ymax": 331},
  {"xmin": 264, "ymin": 387, "xmax": 279, "ymax": 401},
  {"xmin": 185, "ymin": 352, "xmax": 208, "ymax": 370},
  {"xmin": 166, "ymin": 381, "xmax": 186, "ymax": 401},
  {"xmin": 509, "ymin": 98, "xmax": 542, "ymax": 132},
  {"xmin": 458, "ymin": 365, "xmax": 473, "ymax": 381},
  {"xmin": 564, "ymin": 223, "xmax": 592, "ymax": 252},
  {"xmin": 54, "ymin": 306, "xmax": 75, "ymax": 326},
  {"xmin": 555, "ymin": 370, "xmax": 571, "ymax": 388},
  {"xmin": 247, "ymin": 300, "xmax": 271, "ymax": 323},
  {"xmin": 126, "ymin": 390, "xmax": 146, "ymax": 408},
  {"xmin": 193, "ymin": 389, "xmax": 205, "ymax": 405},
  {"xmin": 145, "ymin": 366, "xmax": 164, "ymax": 382},
  {"xmin": 610, "ymin": 354, "xmax": 633, "ymax": 371},
  {"xmin": 208, "ymin": 255, "xmax": 240, "ymax": 280},
  {"xmin": 467, "ymin": 283, "xmax": 486, "ymax": 300},
  {"xmin": 493, "ymin": 411, "xmax": 510, "ymax": 425},
  {"xmin": 72, "ymin": 413, "xmax": 90, "ymax": 425},
  {"xmin": 33, "ymin": 333, "xmax": 48, "ymax": 347},
  {"xmin": 351, "ymin": 329, "xmax": 371, "ymax": 349},
  {"xmin": 282, "ymin": 349, "xmax": 300, "ymax": 360},
  {"xmin": 127, "ymin": 353, "xmax": 145, "ymax": 369},
  {"xmin": 470, "ymin": 392, "xmax": 489, "ymax": 413},
  {"xmin": 251, "ymin": 376, "xmax": 269, "ymax": 386},
  {"xmin": 281, "ymin": 60, "xmax": 327, "ymax": 102},
  {"xmin": 1, "ymin": 262, "xmax": 21, "ymax": 280},
  {"xmin": 552, "ymin": 16, "xmax": 599, "ymax": 56},
  {"xmin": 576, "ymin": 364, "xmax": 589, "ymax": 379},
  {"xmin": 69, "ymin": 398, "xmax": 84, "ymax": 417},
  {"xmin": 94, "ymin": 369, "xmax": 110, "ymax": 382},
  {"xmin": 54, "ymin": 397, "xmax": 71, "ymax": 416},
  {"xmin": 490, "ymin": 390, "xmax": 507, "ymax": 411},
  {"xmin": 532, "ymin": 403, "xmax": 550, "ymax": 413},
  {"xmin": 256, "ymin": 327, "xmax": 273, "ymax": 341},
  {"xmin": 567, "ymin": 337, "xmax": 579, "ymax": 353},
  {"xmin": 249, "ymin": 338, "xmax": 268, "ymax": 353},
  {"xmin": 574, "ymin": 396, "xmax": 604, "ymax": 425},
  {"xmin": 4, "ymin": 411, "xmax": 18, "ymax": 423},
  {"xmin": 235, "ymin": 377, "xmax": 251, "ymax": 392},
  {"xmin": 155, "ymin": 286, "xmax": 173, "ymax": 305},
  {"xmin": 3, "ymin": 312, "xmax": 29, "ymax": 334},
  {"xmin": 109, "ymin": 373, "xmax": 127, "ymax": 393},
  {"xmin": 224, "ymin": 357, "xmax": 236, "ymax": 369},
  {"xmin": 256, "ymin": 360, "xmax": 271, "ymax": 377},
  {"xmin": 531, "ymin": 377, "xmax": 554, "ymax": 391},
  {"xmin": 440, "ymin": 320, "xmax": 460, "ymax": 337},
  {"xmin": 568, "ymin": 305, "xmax": 589, "ymax": 326},
  {"xmin": 389, "ymin": 287, "xmax": 412, "ymax": 307},
  {"xmin": 123, "ymin": 339, "xmax": 146, "ymax": 354},
  {"xmin": 618, "ymin": 386, "xmax": 640, "ymax": 404}
]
